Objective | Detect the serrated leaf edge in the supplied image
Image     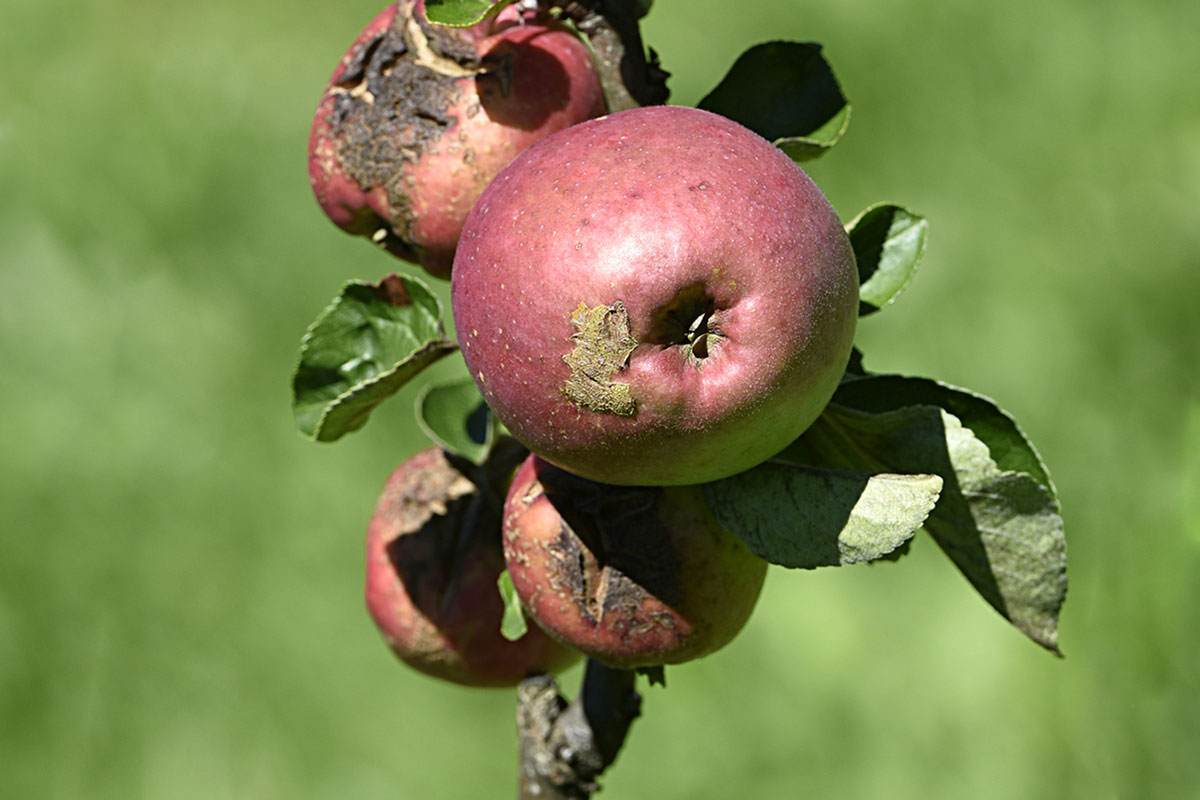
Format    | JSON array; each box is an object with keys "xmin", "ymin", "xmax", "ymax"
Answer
[
  {"xmin": 774, "ymin": 103, "xmax": 852, "ymax": 159},
  {"xmin": 291, "ymin": 275, "xmax": 456, "ymax": 441},
  {"xmin": 845, "ymin": 202, "xmax": 929, "ymax": 312}
]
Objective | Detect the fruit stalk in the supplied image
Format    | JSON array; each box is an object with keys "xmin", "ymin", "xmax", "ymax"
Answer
[
  {"xmin": 517, "ymin": 660, "xmax": 641, "ymax": 800},
  {"xmin": 543, "ymin": 0, "xmax": 669, "ymax": 110}
]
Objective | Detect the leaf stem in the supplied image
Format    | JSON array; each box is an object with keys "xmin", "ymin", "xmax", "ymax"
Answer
[{"xmin": 543, "ymin": 0, "xmax": 669, "ymax": 110}]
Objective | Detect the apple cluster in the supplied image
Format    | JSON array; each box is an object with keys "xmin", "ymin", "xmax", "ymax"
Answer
[{"xmin": 313, "ymin": 3, "xmax": 859, "ymax": 685}]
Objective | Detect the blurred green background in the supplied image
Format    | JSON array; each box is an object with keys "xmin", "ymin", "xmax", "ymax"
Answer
[{"xmin": 2, "ymin": 0, "xmax": 1197, "ymax": 796}]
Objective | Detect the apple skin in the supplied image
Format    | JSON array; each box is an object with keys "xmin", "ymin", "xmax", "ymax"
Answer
[
  {"xmin": 365, "ymin": 443, "xmax": 580, "ymax": 687},
  {"xmin": 450, "ymin": 105, "xmax": 859, "ymax": 486},
  {"xmin": 502, "ymin": 455, "xmax": 768, "ymax": 669},
  {"xmin": 307, "ymin": 0, "xmax": 606, "ymax": 280}
]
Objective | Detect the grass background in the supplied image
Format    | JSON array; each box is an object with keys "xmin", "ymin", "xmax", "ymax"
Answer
[{"xmin": 2, "ymin": 0, "xmax": 1197, "ymax": 797}]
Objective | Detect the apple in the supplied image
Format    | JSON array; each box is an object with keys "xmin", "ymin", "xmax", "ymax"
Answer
[
  {"xmin": 365, "ymin": 443, "xmax": 580, "ymax": 687},
  {"xmin": 307, "ymin": 0, "xmax": 607, "ymax": 280},
  {"xmin": 501, "ymin": 455, "xmax": 768, "ymax": 668},
  {"xmin": 450, "ymin": 105, "xmax": 859, "ymax": 486}
]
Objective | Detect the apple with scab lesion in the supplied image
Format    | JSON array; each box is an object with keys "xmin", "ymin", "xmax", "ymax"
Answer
[
  {"xmin": 365, "ymin": 442, "xmax": 580, "ymax": 687},
  {"xmin": 501, "ymin": 454, "xmax": 769, "ymax": 668},
  {"xmin": 450, "ymin": 104, "xmax": 860, "ymax": 486},
  {"xmin": 308, "ymin": 0, "xmax": 607, "ymax": 280}
]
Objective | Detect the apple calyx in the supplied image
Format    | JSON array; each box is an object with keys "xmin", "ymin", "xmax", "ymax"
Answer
[{"xmin": 643, "ymin": 282, "xmax": 726, "ymax": 365}]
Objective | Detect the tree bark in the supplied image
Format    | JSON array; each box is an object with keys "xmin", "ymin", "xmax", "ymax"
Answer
[{"xmin": 517, "ymin": 660, "xmax": 642, "ymax": 799}]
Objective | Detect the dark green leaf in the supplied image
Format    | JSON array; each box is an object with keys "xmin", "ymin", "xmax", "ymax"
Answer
[
  {"xmin": 703, "ymin": 463, "xmax": 941, "ymax": 569},
  {"xmin": 846, "ymin": 204, "xmax": 929, "ymax": 315},
  {"xmin": 786, "ymin": 402, "xmax": 1067, "ymax": 653},
  {"xmin": 637, "ymin": 666, "xmax": 666, "ymax": 687},
  {"xmin": 830, "ymin": 375, "xmax": 1056, "ymax": 495},
  {"xmin": 497, "ymin": 569, "xmax": 528, "ymax": 641},
  {"xmin": 423, "ymin": 0, "xmax": 513, "ymax": 27},
  {"xmin": 698, "ymin": 41, "xmax": 851, "ymax": 162},
  {"xmin": 843, "ymin": 346, "xmax": 867, "ymax": 380},
  {"xmin": 416, "ymin": 377, "xmax": 494, "ymax": 465},
  {"xmin": 292, "ymin": 274, "xmax": 457, "ymax": 442}
]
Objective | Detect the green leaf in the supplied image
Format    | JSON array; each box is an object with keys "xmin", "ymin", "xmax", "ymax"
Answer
[
  {"xmin": 698, "ymin": 41, "xmax": 851, "ymax": 162},
  {"xmin": 292, "ymin": 274, "xmax": 457, "ymax": 442},
  {"xmin": 786, "ymin": 402, "xmax": 1067, "ymax": 654},
  {"xmin": 497, "ymin": 569, "xmax": 528, "ymax": 642},
  {"xmin": 846, "ymin": 204, "xmax": 929, "ymax": 316},
  {"xmin": 416, "ymin": 377, "xmax": 494, "ymax": 465},
  {"xmin": 830, "ymin": 375, "xmax": 1056, "ymax": 496},
  {"xmin": 423, "ymin": 0, "xmax": 513, "ymax": 27},
  {"xmin": 703, "ymin": 464, "xmax": 941, "ymax": 569}
]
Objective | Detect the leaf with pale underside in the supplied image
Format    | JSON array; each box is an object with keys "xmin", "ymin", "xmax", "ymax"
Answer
[
  {"xmin": 846, "ymin": 203, "xmax": 929, "ymax": 316},
  {"xmin": 703, "ymin": 464, "xmax": 941, "ymax": 569},
  {"xmin": 416, "ymin": 377, "xmax": 495, "ymax": 465},
  {"xmin": 498, "ymin": 569, "xmax": 528, "ymax": 641},
  {"xmin": 830, "ymin": 375, "xmax": 1056, "ymax": 495},
  {"xmin": 423, "ymin": 0, "xmax": 514, "ymax": 28},
  {"xmin": 698, "ymin": 41, "xmax": 851, "ymax": 162},
  {"xmin": 784, "ymin": 399, "xmax": 1067, "ymax": 654},
  {"xmin": 292, "ymin": 274, "xmax": 457, "ymax": 442}
]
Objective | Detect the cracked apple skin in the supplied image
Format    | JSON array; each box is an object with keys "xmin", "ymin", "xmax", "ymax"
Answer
[
  {"xmin": 450, "ymin": 105, "xmax": 859, "ymax": 486},
  {"xmin": 365, "ymin": 445, "xmax": 580, "ymax": 687},
  {"xmin": 502, "ymin": 455, "xmax": 768, "ymax": 669},
  {"xmin": 308, "ymin": 1, "xmax": 606, "ymax": 280}
]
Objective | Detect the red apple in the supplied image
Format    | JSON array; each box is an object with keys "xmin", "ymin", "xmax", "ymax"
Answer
[
  {"xmin": 308, "ymin": 0, "xmax": 606, "ymax": 280},
  {"xmin": 502, "ymin": 455, "xmax": 768, "ymax": 668},
  {"xmin": 450, "ymin": 105, "xmax": 859, "ymax": 486},
  {"xmin": 365, "ymin": 444, "xmax": 580, "ymax": 687}
]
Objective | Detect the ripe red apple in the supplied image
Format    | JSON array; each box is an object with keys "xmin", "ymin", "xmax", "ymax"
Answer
[
  {"xmin": 450, "ymin": 105, "xmax": 859, "ymax": 486},
  {"xmin": 365, "ymin": 444, "xmax": 580, "ymax": 687},
  {"xmin": 501, "ymin": 455, "xmax": 768, "ymax": 668},
  {"xmin": 308, "ymin": 0, "xmax": 606, "ymax": 280}
]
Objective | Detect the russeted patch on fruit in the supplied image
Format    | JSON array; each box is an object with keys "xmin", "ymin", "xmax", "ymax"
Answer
[
  {"xmin": 365, "ymin": 444, "xmax": 579, "ymax": 687},
  {"xmin": 308, "ymin": 0, "xmax": 606, "ymax": 279},
  {"xmin": 451, "ymin": 105, "xmax": 859, "ymax": 485},
  {"xmin": 501, "ymin": 455, "xmax": 768, "ymax": 669}
]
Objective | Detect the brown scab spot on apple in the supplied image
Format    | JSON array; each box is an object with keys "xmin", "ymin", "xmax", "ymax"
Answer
[
  {"xmin": 537, "ymin": 470, "xmax": 687, "ymax": 644},
  {"xmin": 561, "ymin": 301, "xmax": 638, "ymax": 416},
  {"xmin": 331, "ymin": 1, "xmax": 479, "ymax": 244}
]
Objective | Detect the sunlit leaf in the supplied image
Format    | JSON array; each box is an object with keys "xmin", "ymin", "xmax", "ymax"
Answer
[
  {"xmin": 423, "ymin": 0, "xmax": 514, "ymax": 28},
  {"xmin": 786, "ymin": 401, "xmax": 1067, "ymax": 653},
  {"xmin": 416, "ymin": 377, "xmax": 495, "ymax": 465},
  {"xmin": 846, "ymin": 204, "xmax": 929, "ymax": 315},
  {"xmin": 292, "ymin": 274, "xmax": 457, "ymax": 442},
  {"xmin": 831, "ymin": 375, "xmax": 1056, "ymax": 495},
  {"xmin": 699, "ymin": 41, "xmax": 851, "ymax": 162},
  {"xmin": 498, "ymin": 569, "xmax": 528, "ymax": 641},
  {"xmin": 704, "ymin": 464, "xmax": 941, "ymax": 569}
]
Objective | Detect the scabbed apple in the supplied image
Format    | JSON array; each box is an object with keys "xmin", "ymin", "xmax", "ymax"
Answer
[
  {"xmin": 365, "ymin": 443, "xmax": 580, "ymax": 687},
  {"xmin": 450, "ymin": 105, "xmax": 859, "ymax": 486},
  {"xmin": 501, "ymin": 454, "xmax": 768, "ymax": 669},
  {"xmin": 308, "ymin": 0, "xmax": 606, "ymax": 280}
]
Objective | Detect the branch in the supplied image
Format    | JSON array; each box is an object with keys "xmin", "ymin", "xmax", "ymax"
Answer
[
  {"xmin": 545, "ymin": 0, "xmax": 670, "ymax": 110},
  {"xmin": 517, "ymin": 659, "xmax": 642, "ymax": 799}
]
